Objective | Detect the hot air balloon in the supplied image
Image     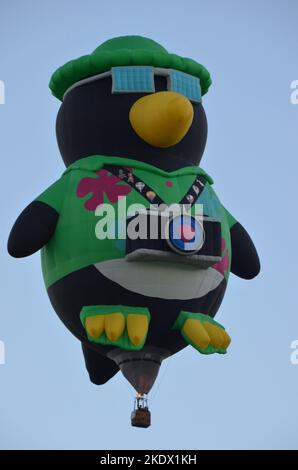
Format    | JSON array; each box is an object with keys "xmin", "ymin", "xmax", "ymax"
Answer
[{"xmin": 8, "ymin": 36, "xmax": 260, "ymax": 427}]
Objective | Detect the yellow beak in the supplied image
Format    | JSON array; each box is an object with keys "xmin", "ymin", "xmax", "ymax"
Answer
[{"xmin": 129, "ymin": 91, "xmax": 194, "ymax": 148}]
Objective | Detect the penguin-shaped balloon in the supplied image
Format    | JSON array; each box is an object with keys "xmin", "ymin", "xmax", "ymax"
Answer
[{"xmin": 8, "ymin": 36, "xmax": 260, "ymax": 400}]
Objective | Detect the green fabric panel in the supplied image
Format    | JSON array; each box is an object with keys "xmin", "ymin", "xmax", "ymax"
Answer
[
  {"xmin": 198, "ymin": 184, "xmax": 233, "ymax": 281},
  {"xmin": 133, "ymin": 167, "xmax": 201, "ymax": 205},
  {"xmin": 40, "ymin": 167, "xmax": 127, "ymax": 288},
  {"xmin": 172, "ymin": 310, "xmax": 225, "ymax": 331},
  {"xmin": 223, "ymin": 207, "xmax": 238, "ymax": 229},
  {"xmin": 49, "ymin": 36, "xmax": 212, "ymax": 101},
  {"xmin": 93, "ymin": 36, "xmax": 168, "ymax": 54},
  {"xmin": 81, "ymin": 304, "xmax": 150, "ymax": 320},
  {"xmin": 173, "ymin": 310, "xmax": 227, "ymax": 355},
  {"xmin": 41, "ymin": 157, "xmax": 212, "ymax": 288},
  {"xmin": 63, "ymin": 154, "xmax": 214, "ymax": 184},
  {"xmin": 36, "ymin": 176, "xmax": 67, "ymax": 214},
  {"xmin": 38, "ymin": 154, "xmax": 233, "ymax": 289}
]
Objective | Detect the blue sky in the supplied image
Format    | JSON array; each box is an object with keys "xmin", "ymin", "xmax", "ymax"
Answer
[{"xmin": 0, "ymin": 0, "xmax": 297, "ymax": 449}]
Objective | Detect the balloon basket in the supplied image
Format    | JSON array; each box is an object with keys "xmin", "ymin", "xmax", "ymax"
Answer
[{"xmin": 131, "ymin": 394, "xmax": 151, "ymax": 428}]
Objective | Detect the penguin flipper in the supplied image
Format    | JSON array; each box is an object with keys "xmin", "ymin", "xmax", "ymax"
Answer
[
  {"xmin": 8, "ymin": 201, "xmax": 59, "ymax": 258},
  {"xmin": 81, "ymin": 343, "xmax": 119, "ymax": 385},
  {"xmin": 230, "ymin": 222, "xmax": 260, "ymax": 279}
]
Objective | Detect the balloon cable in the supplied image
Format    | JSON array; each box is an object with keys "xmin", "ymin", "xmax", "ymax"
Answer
[{"xmin": 149, "ymin": 358, "xmax": 172, "ymax": 406}]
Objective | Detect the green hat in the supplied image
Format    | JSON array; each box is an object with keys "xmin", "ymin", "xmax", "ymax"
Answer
[{"xmin": 49, "ymin": 35, "xmax": 212, "ymax": 101}]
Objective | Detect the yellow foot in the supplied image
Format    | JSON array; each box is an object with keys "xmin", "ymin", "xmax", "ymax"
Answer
[
  {"xmin": 81, "ymin": 306, "xmax": 150, "ymax": 351},
  {"xmin": 176, "ymin": 311, "xmax": 231, "ymax": 354}
]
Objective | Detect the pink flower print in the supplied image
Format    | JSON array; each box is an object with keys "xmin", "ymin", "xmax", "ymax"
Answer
[
  {"xmin": 213, "ymin": 238, "xmax": 229, "ymax": 275},
  {"xmin": 77, "ymin": 169, "xmax": 132, "ymax": 211}
]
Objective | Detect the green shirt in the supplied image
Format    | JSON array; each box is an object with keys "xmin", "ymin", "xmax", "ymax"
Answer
[{"xmin": 37, "ymin": 155, "xmax": 236, "ymax": 288}]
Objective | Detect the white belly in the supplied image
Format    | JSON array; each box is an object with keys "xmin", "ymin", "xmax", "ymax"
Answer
[{"xmin": 94, "ymin": 259, "xmax": 223, "ymax": 300}]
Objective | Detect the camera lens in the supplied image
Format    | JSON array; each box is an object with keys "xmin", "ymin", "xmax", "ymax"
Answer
[{"xmin": 166, "ymin": 215, "xmax": 205, "ymax": 255}]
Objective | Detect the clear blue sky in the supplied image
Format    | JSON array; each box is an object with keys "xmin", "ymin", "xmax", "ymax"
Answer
[{"xmin": 0, "ymin": 0, "xmax": 297, "ymax": 450}]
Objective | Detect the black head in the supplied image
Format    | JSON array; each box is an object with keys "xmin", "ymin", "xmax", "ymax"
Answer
[{"xmin": 56, "ymin": 74, "xmax": 208, "ymax": 172}]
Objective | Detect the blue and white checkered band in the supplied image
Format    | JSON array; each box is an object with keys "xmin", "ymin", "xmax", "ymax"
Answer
[
  {"xmin": 112, "ymin": 66, "xmax": 155, "ymax": 93},
  {"xmin": 168, "ymin": 70, "xmax": 201, "ymax": 102},
  {"xmin": 166, "ymin": 215, "xmax": 205, "ymax": 255},
  {"xmin": 111, "ymin": 66, "xmax": 202, "ymax": 103}
]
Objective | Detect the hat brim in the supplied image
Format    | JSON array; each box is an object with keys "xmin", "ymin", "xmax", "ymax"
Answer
[{"xmin": 49, "ymin": 49, "xmax": 212, "ymax": 101}]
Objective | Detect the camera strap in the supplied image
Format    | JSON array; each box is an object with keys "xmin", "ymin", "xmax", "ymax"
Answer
[{"xmin": 104, "ymin": 164, "xmax": 207, "ymax": 207}]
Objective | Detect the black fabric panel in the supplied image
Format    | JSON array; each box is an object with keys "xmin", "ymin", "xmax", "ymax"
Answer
[
  {"xmin": 56, "ymin": 76, "xmax": 208, "ymax": 171},
  {"xmin": 47, "ymin": 265, "xmax": 227, "ymax": 360},
  {"xmin": 8, "ymin": 201, "xmax": 59, "ymax": 258},
  {"xmin": 81, "ymin": 343, "xmax": 119, "ymax": 385},
  {"xmin": 230, "ymin": 222, "xmax": 260, "ymax": 279}
]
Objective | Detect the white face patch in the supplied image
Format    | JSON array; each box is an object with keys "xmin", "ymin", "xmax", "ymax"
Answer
[{"xmin": 94, "ymin": 259, "xmax": 223, "ymax": 300}]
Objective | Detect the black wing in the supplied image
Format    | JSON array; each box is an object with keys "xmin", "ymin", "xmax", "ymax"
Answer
[{"xmin": 8, "ymin": 201, "xmax": 59, "ymax": 258}]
